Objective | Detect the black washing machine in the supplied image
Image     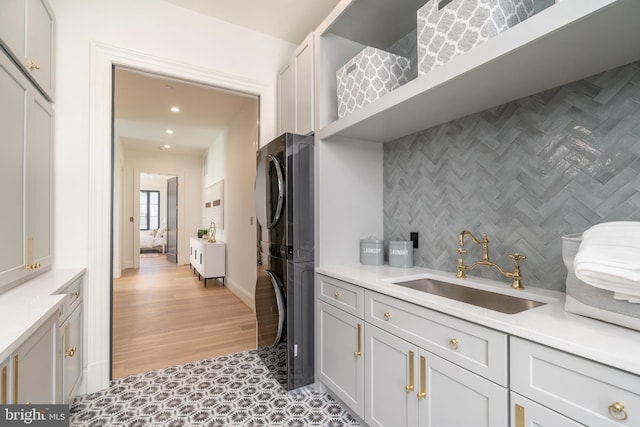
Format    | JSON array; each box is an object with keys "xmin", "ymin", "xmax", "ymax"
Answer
[{"xmin": 254, "ymin": 132, "xmax": 314, "ymax": 391}]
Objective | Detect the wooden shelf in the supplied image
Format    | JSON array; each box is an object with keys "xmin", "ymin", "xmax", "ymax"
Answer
[{"xmin": 318, "ymin": 0, "xmax": 640, "ymax": 143}]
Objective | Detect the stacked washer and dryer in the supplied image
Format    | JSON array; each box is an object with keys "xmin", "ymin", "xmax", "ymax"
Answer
[{"xmin": 254, "ymin": 133, "xmax": 314, "ymax": 390}]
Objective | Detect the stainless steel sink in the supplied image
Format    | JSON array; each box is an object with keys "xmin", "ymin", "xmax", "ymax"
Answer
[{"xmin": 394, "ymin": 278, "xmax": 546, "ymax": 314}]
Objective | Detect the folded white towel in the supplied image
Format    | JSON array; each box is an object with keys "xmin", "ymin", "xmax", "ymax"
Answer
[{"xmin": 574, "ymin": 221, "xmax": 640, "ymax": 303}]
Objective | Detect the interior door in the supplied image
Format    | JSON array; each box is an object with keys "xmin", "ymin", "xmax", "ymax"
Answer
[{"xmin": 166, "ymin": 176, "xmax": 178, "ymax": 264}]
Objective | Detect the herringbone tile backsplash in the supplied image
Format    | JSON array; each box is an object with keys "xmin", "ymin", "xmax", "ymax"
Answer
[{"xmin": 384, "ymin": 62, "xmax": 640, "ymax": 291}]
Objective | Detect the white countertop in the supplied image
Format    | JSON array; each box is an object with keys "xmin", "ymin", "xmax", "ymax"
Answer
[
  {"xmin": 316, "ymin": 263, "xmax": 640, "ymax": 376},
  {"xmin": 0, "ymin": 268, "xmax": 86, "ymax": 361}
]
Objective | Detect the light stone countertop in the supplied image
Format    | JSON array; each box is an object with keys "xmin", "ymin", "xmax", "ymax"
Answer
[
  {"xmin": 316, "ymin": 263, "xmax": 640, "ymax": 376},
  {"xmin": 0, "ymin": 268, "xmax": 86, "ymax": 362}
]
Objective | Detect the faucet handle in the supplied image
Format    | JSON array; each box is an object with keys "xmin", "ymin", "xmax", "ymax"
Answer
[
  {"xmin": 456, "ymin": 247, "xmax": 467, "ymax": 255},
  {"xmin": 509, "ymin": 253, "xmax": 526, "ymax": 262}
]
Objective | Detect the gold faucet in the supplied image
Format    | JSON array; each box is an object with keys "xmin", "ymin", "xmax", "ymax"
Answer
[{"xmin": 456, "ymin": 230, "xmax": 526, "ymax": 290}]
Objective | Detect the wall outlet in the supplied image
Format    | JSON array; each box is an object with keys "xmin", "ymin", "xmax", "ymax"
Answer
[{"xmin": 410, "ymin": 232, "xmax": 419, "ymax": 248}]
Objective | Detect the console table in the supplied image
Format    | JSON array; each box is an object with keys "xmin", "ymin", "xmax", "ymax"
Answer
[{"xmin": 189, "ymin": 237, "xmax": 225, "ymax": 287}]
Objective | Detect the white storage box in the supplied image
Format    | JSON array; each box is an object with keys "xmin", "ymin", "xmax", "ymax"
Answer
[
  {"xmin": 562, "ymin": 234, "xmax": 640, "ymax": 331},
  {"xmin": 417, "ymin": 0, "xmax": 535, "ymax": 75},
  {"xmin": 336, "ymin": 47, "xmax": 411, "ymax": 118}
]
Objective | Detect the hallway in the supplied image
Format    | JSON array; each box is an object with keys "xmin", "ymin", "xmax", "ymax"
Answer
[{"xmin": 112, "ymin": 255, "xmax": 256, "ymax": 378}]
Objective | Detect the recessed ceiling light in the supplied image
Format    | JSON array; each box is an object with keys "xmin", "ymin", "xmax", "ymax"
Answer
[
  {"xmin": 165, "ymin": 84, "xmax": 174, "ymax": 90},
  {"xmin": 170, "ymin": 106, "xmax": 180, "ymax": 113},
  {"xmin": 164, "ymin": 144, "xmax": 171, "ymax": 149},
  {"xmin": 165, "ymin": 129, "xmax": 174, "ymax": 135}
]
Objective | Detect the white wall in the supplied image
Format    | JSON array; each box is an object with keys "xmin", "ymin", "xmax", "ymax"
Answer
[
  {"xmin": 219, "ymin": 101, "xmax": 260, "ymax": 311},
  {"xmin": 48, "ymin": 0, "xmax": 296, "ymax": 393}
]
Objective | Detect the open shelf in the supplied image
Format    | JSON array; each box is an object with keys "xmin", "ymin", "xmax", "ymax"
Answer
[{"xmin": 318, "ymin": 0, "xmax": 640, "ymax": 143}]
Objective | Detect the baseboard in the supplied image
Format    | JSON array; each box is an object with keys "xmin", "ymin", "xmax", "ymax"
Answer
[{"xmin": 225, "ymin": 278, "xmax": 255, "ymax": 313}]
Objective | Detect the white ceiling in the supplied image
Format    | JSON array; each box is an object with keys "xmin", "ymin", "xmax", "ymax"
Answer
[
  {"xmin": 116, "ymin": 1, "xmax": 340, "ymax": 155},
  {"xmin": 114, "ymin": 68, "xmax": 258, "ymax": 155},
  {"xmin": 161, "ymin": 0, "xmax": 340, "ymax": 44}
]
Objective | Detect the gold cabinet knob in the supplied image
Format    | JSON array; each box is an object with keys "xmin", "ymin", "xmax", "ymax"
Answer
[
  {"xmin": 65, "ymin": 346, "xmax": 77, "ymax": 358},
  {"xmin": 71, "ymin": 291, "xmax": 81, "ymax": 299},
  {"xmin": 383, "ymin": 312, "xmax": 391, "ymax": 321},
  {"xmin": 449, "ymin": 338, "xmax": 459, "ymax": 350},
  {"xmin": 28, "ymin": 60, "xmax": 40, "ymax": 71},
  {"xmin": 608, "ymin": 402, "xmax": 628, "ymax": 420},
  {"xmin": 333, "ymin": 291, "xmax": 340, "ymax": 299}
]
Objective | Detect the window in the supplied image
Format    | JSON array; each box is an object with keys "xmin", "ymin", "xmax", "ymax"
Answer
[{"xmin": 140, "ymin": 190, "xmax": 160, "ymax": 230}]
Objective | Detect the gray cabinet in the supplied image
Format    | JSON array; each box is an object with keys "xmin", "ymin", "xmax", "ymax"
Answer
[
  {"xmin": 57, "ymin": 277, "xmax": 83, "ymax": 403},
  {"xmin": 511, "ymin": 393, "xmax": 583, "ymax": 427},
  {"xmin": 0, "ymin": 50, "xmax": 54, "ymax": 293},
  {"xmin": 5, "ymin": 313, "xmax": 58, "ymax": 404},
  {"xmin": 0, "ymin": 0, "xmax": 55, "ymax": 99},
  {"xmin": 277, "ymin": 32, "xmax": 314, "ymax": 135}
]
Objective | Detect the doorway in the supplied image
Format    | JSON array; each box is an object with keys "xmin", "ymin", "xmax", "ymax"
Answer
[{"xmin": 111, "ymin": 66, "xmax": 260, "ymax": 379}]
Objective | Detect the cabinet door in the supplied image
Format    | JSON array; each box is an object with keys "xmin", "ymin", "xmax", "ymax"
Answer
[
  {"xmin": 25, "ymin": 0, "xmax": 55, "ymax": 99},
  {"xmin": 15, "ymin": 315, "xmax": 56, "ymax": 404},
  {"xmin": 419, "ymin": 351, "xmax": 508, "ymax": 427},
  {"xmin": 0, "ymin": 51, "xmax": 28, "ymax": 289},
  {"xmin": 27, "ymin": 87, "xmax": 54, "ymax": 269},
  {"xmin": 511, "ymin": 393, "xmax": 584, "ymax": 427},
  {"xmin": 294, "ymin": 33, "xmax": 314, "ymax": 135},
  {"xmin": 277, "ymin": 61, "xmax": 294, "ymax": 135},
  {"xmin": 1, "ymin": 357, "xmax": 8, "ymax": 405},
  {"xmin": 0, "ymin": 0, "xmax": 26, "ymax": 58},
  {"xmin": 316, "ymin": 300, "xmax": 365, "ymax": 417},
  {"xmin": 365, "ymin": 324, "xmax": 418, "ymax": 427},
  {"xmin": 59, "ymin": 306, "xmax": 83, "ymax": 403}
]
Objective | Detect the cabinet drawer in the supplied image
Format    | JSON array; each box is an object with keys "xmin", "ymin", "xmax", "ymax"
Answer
[
  {"xmin": 58, "ymin": 277, "xmax": 82, "ymax": 323},
  {"xmin": 511, "ymin": 337, "xmax": 640, "ymax": 426},
  {"xmin": 511, "ymin": 392, "xmax": 584, "ymax": 427},
  {"xmin": 365, "ymin": 290, "xmax": 508, "ymax": 386},
  {"xmin": 317, "ymin": 274, "xmax": 364, "ymax": 318}
]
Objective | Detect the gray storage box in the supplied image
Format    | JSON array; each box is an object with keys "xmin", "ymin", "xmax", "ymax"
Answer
[
  {"xmin": 336, "ymin": 47, "xmax": 411, "ymax": 118},
  {"xmin": 389, "ymin": 241, "xmax": 414, "ymax": 268},
  {"xmin": 360, "ymin": 238, "xmax": 384, "ymax": 265},
  {"xmin": 417, "ymin": 0, "xmax": 535, "ymax": 75},
  {"xmin": 562, "ymin": 233, "xmax": 640, "ymax": 331}
]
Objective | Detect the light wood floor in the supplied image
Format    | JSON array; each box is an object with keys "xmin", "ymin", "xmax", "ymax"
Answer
[{"xmin": 112, "ymin": 255, "xmax": 256, "ymax": 379}]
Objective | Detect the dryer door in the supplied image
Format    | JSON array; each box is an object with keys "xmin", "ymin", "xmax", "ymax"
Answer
[
  {"xmin": 255, "ymin": 268, "xmax": 286, "ymax": 348},
  {"xmin": 255, "ymin": 152, "xmax": 284, "ymax": 230}
]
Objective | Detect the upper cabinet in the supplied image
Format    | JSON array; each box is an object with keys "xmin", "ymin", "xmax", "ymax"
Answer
[
  {"xmin": 277, "ymin": 32, "xmax": 315, "ymax": 136},
  {"xmin": 0, "ymin": 0, "xmax": 55, "ymax": 100},
  {"xmin": 0, "ymin": 18, "xmax": 54, "ymax": 293},
  {"xmin": 316, "ymin": 0, "xmax": 640, "ymax": 143}
]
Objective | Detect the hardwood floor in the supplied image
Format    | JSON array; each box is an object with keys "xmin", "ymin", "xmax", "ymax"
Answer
[{"xmin": 112, "ymin": 255, "xmax": 256, "ymax": 379}]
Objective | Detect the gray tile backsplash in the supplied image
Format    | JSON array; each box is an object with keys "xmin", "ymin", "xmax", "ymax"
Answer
[{"xmin": 383, "ymin": 61, "xmax": 640, "ymax": 291}]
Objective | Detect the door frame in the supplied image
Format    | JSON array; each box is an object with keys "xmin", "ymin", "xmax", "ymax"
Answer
[{"xmin": 87, "ymin": 42, "xmax": 271, "ymax": 393}]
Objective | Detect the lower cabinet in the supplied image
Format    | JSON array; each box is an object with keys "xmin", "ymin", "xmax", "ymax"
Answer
[
  {"xmin": 58, "ymin": 304, "xmax": 82, "ymax": 403},
  {"xmin": 511, "ymin": 337, "xmax": 639, "ymax": 427},
  {"xmin": 316, "ymin": 300, "xmax": 365, "ymax": 417},
  {"xmin": 1, "ymin": 357, "xmax": 8, "ymax": 404},
  {"xmin": 4, "ymin": 313, "xmax": 57, "ymax": 404},
  {"xmin": 511, "ymin": 393, "xmax": 584, "ymax": 427},
  {"xmin": 316, "ymin": 274, "xmax": 507, "ymax": 426},
  {"xmin": 366, "ymin": 324, "xmax": 508, "ymax": 427}
]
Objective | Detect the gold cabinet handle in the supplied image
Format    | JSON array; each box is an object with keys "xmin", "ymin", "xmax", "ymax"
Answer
[
  {"xmin": 417, "ymin": 355, "xmax": 427, "ymax": 400},
  {"xmin": 71, "ymin": 291, "xmax": 81, "ymax": 299},
  {"xmin": 383, "ymin": 311, "xmax": 391, "ymax": 321},
  {"xmin": 65, "ymin": 346, "xmax": 77, "ymax": 358},
  {"xmin": 1, "ymin": 366, "xmax": 6, "ymax": 404},
  {"xmin": 354, "ymin": 323, "xmax": 362, "ymax": 357},
  {"xmin": 28, "ymin": 60, "xmax": 40, "ymax": 70},
  {"xmin": 449, "ymin": 338, "xmax": 459, "ymax": 350},
  {"xmin": 333, "ymin": 291, "xmax": 340, "ymax": 299},
  {"xmin": 405, "ymin": 350, "xmax": 415, "ymax": 392},
  {"xmin": 13, "ymin": 355, "xmax": 18, "ymax": 404},
  {"xmin": 608, "ymin": 402, "xmax": 628, "ymax": 421},
  {"xmin": 515, "ymin": 404, "xmax": 525, "ymax": 427}
]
